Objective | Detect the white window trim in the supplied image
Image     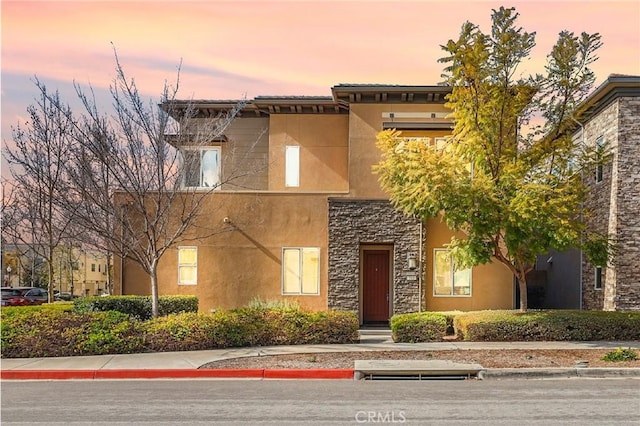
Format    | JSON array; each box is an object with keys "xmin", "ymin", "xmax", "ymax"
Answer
[
  {"xmin": 285, "ymin": 146, "xmax": 300, "ymax": 188},
  {"xmin": 281, "ymin": 247, "xmax": 320, "ymax": 295},
  {"xmin": 594, "ymin": 266, "xmax": 603, "ymax": 290},
  {"xmin": 178, "ymin": 246, "xmax": 198, "ymax": 286},
  {"xmin": 433, "ymin": 248, "xmax": 472, "ymax": 297},
  {"xmin": 181, "ymin": 146, "xmax": 222, "ymax": 189}
]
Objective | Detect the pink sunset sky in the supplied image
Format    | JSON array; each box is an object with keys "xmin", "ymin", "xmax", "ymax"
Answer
[{"xmin": 1, "ymin": 0, "xmax": 639, "ymax": 172}]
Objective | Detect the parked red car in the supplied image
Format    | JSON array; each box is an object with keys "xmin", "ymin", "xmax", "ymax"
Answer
[{"xmin": 1, "ymin": 287, "xmax": 49, "ymax": 306}]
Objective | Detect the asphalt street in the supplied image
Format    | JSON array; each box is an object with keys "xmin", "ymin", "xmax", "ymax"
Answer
[{"xmin": 2, "ymin": 378, "xmax": 639, "ymax": 425}]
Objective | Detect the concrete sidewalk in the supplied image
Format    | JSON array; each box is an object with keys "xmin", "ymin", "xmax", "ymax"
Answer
[{"xmin": 2, "ymin": 340, "xmax": 639, "ymax": 380}]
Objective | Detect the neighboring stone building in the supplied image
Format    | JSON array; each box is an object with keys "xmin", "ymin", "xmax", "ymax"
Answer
[{"xmin": 578, "ymin": 75, "xmax": 640, "ymax": 311}]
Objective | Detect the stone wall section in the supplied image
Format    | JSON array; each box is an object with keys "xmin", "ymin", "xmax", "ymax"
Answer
[
  {"xmin": 582, "ymin": 97, "xmax": 640, "ymax": 311},
  {"xmin": 582, "ymin": 101, "xmax": 616, "ymax": 309},
  {"xmin": 327, "ymin": 199, "xmax": 424, "ymax": 316},
  {"xmin": 610, "ymin": 97, "xmax": 640, "ymax": 310}
]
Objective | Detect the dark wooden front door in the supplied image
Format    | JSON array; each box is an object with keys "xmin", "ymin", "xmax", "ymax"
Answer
[{"xmin": 362, "ymin": 249, "xmax": 390, "ymax": 324}]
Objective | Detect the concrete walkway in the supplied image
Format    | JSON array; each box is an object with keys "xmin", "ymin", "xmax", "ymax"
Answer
[{"xmin": 2, "ymin": 340, "xmax": 639, "ymax": 380}]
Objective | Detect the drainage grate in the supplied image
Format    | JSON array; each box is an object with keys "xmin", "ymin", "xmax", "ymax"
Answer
[{"xmin": 361, "ymin": 373, "xmax": 476, "ymax": 381}]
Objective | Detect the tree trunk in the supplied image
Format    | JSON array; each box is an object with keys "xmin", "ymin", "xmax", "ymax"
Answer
[
  {"xmin": 150, "ymin": 264, "xmax": 159, "ymax": 318},
  {"xmin": 516, "ymin": 271, "xmax": 528, "ymax": 312}
]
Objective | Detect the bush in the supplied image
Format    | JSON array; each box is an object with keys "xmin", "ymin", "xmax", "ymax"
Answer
[
  {"xmin": 454, "ymin": 310, "xmax": 640, "ymax": 341},
  {"xmin": 602, "ymin": 348, "xmax": 639, "ymax": 362},
  {"xmin": 73, "ymin": 295, "xmax": 198, "ymax": 320},
  {"xmin": 390, "ymin": 312, "xmax": 448, "ymax": 343},
  {"xmin": 1, "ymin": 309, "xmax": 143, "ymax": 358},
  {"xmin": 116, "ymin": 308, "xmax": 358, "ymax": 353},
  {"xmin": 1, "ymin": 301, "xmax": 361, "ymax": 357},
  {"xmin": 142, "ymin": 313, "xmax": 220, "ymax": 352}
]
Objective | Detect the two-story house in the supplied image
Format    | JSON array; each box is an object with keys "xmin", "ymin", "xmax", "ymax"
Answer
[
  {"xmin": 116, "ymin": 77, "xmax": 640, "ymax": 320},
  {"xmin": 115, "ymin": 84, "xmax": 515, "ymax": 324}
]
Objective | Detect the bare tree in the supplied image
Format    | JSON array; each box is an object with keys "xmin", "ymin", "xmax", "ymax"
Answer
[
  {"xmin": 4, "ymin": 51, "xmax": 253, "ymax": 317},
  {"xmin": 2, "ymin": 86, "xmax": 78, "ymax": 302},
  {"xmin": 60, "ymin": 54, "xmax": 246, "ymax": 317}
]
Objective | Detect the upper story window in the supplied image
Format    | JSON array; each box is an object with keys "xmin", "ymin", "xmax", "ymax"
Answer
[
  {"xmin": 285, "ymin": 146, "xmax": 300, "ymax": 187},
  {"xmin": 595, "ymin": 136, "xmax": 605, "ymax": 184},
  {"xmin": 181, "ymin": 147, "xmax": 221, "ymax": 189}
]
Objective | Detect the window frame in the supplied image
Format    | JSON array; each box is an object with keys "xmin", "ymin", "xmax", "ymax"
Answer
[
  {"xmin": 594, "ymin": 266, "xmax": 603, "ymax": 290},
  {"xmin": 285, "ymin": 145, "xmax": 300, "ymax": 188},
  {"xmin": 178, "ymin": 246, "xmax": 198, "ymax": 286},
  {"xmin": 281, "ymin": 247, "xmax": 320, "ymax": 295},
  {"xmin": 433, "ymin": 248, "xmax": 472, "ymax": 297},
  {"xmin": 181, "ymin": 146, "xmax": 222, "ymax": 189}
]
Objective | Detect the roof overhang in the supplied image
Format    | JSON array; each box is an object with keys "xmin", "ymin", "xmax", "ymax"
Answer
[
  {"xmin": 574, "ymin": 75, "xmax": 640, "ymax": 123},
  {"xmin": 331, "ymin": 84, "xmax": 451, "ymax": 104}
]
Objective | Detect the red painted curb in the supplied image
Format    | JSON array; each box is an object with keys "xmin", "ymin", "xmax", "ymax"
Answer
[
  {"xmin": 1, "ymin": 369, "xmax": 355, "ymax": 380},
  {"xmin": 1, "ymin": 370, "xmax": 96, "ymax": 380},
  {"xmin": 95, "ymin": 369, "xmax": 264, "ymax": 379}
]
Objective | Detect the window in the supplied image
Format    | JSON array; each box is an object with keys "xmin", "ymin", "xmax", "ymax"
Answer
[
  {"xmin": 91, "ymin": 263, "xmax": 96, "ymax": 272},
  {"xmin": 98, "ymin": 264, "xmax": 101, "ymax": 273},
  {"xmin": 434, "ymin": 137, "xmax": 448, "ymax": 151},
  {"xmin": 594, "ymin": 266, "xmax": 603, "ymax": 290},
  {"xmin": 181, "ymin": 147, "xmax": 221, "ymax": 188},
  {"xmin": 282, "ymin": 247, "xmax": 319, "ymax": 295},
  {"xmin": 178, "ymin": 247, "xmax": 197, "ymax": 285},
  {"xmin": 433, "ymin": 249, "xmax": 471, "ymax": 296},
  {"xmin": 285, "ymin": 146, "xmax": 300, "ymax": 187},
  {"xmin": 595, "ymin": 136, "xmax": 604, "ymax": 183}
]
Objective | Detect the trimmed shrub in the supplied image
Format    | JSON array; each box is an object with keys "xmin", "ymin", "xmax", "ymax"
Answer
[
  {"xmin": 142, "ymin": 313, "xmax": 220, "ymax": 352},
  {"xmin": 137, "ymin": 308, "xmax": 359, "ymax": 353},
  {"xmin": 390, "ymin": 312, "xmax": 448, "ymax": 343},
  {"xmin": 1, "ymin": 309, "xmax": 143, "ymax": 358},
  {"xmin": 305, "ymin": 310, "xmax": 360, "ymax": 344},
  {"xmin": 454, "ymin": 310, "xmax": 640, "ymax": 341},
  {"xmin": 2, "ymin": 304, "xmax": 360, "ymax": 357},
  {"xmin": 73, "ymin": 295, "xmax": 198, "ymax": 320}
]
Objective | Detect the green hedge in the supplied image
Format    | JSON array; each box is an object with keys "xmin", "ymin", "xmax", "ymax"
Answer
[
  {"xmin": 142, "ymin": 308, "xmax": 359, "ymax": 351},
  {"xmin": 390, "ymin": 312, "xmax": 448, "ymax": 342},
  {"xmin": 73, "ymin": 295, "xmax": 198, "ymax": 320},
  {"xmin": 1, "ymin": 306, "xmax": 360, "ymax": 358},
  {"xmin": 1, "ymin": 309, "xmax": 143, "ymax": 358},
  {"xmin": 454, "ymin": 310, "xmax": 640, "ymax": 341}
]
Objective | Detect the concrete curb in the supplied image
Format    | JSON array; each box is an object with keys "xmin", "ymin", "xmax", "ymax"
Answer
[{"xmin": 479, "ymin": 368, "xmax": 640, "ymax": 380}]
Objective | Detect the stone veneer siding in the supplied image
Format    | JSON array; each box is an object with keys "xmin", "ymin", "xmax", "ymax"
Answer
[
  {"xmin": 582, "ymin": 96, "xmax": 640, "ymax": 310},
  {"xmin": 328, "ymin": 199, "xmax": 424, "ymax": 316}
]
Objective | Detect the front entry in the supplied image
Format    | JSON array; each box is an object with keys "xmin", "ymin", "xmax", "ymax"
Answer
[{"xmin": 362, "ymin": 248, "xmax": 391, "ymax": 325}]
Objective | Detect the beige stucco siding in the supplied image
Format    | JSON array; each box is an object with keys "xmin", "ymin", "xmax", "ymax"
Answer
[
  {"xmin": 119, "ymin": 192, "xmax": 333, "ymax": 312},
  {"xmin": 268, "ymin": 114, "xmax": 349, "ymax": 192},
  {"xmin": 347, "ymin": 103, "xmax": 451, "ymax": 198},
  {"xmin": 424, "ymin": 217, "xmax": 514, "ymax": 311},
  {"xmin": 221, "ymin": 117, "xmax": 270, "ymax": 191}
]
